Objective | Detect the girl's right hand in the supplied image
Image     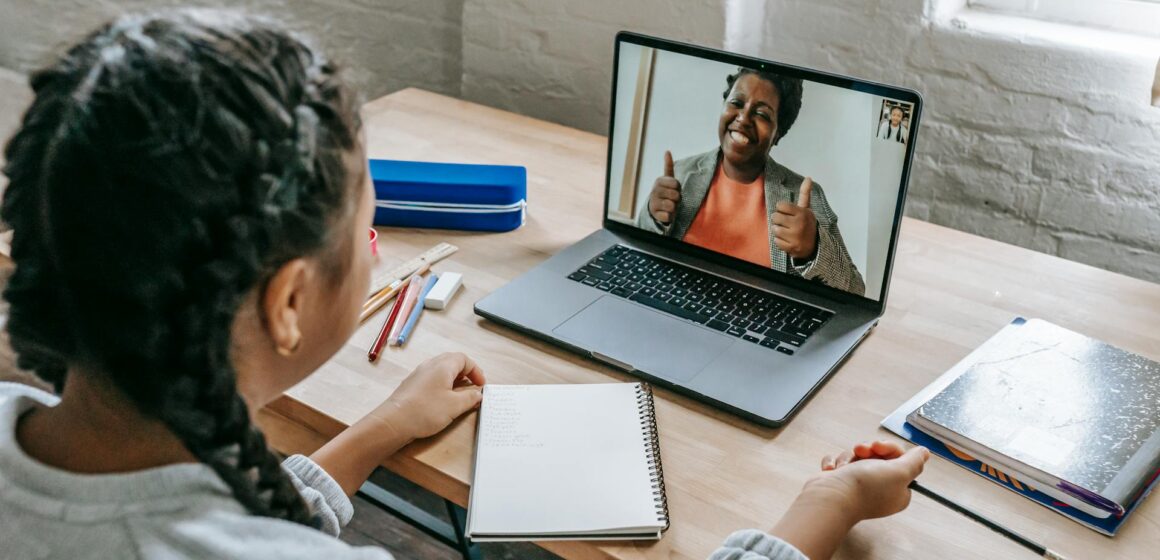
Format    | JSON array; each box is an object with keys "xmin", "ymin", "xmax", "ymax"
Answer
[
  {"xmin": 808, "ymin": 440, "xmax": 930, "ymax": 522},
  {"xmin": 767, "ymin": 441, "xmax": 929, "ymax": 560},
  {"xmin": 373, "ymin": 352, "xmax": 486, "ymax": 441}
]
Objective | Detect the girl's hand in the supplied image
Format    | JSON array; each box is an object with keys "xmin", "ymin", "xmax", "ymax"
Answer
[
  {"xmin": 767, "ymin": 441, "xmax": 929, "ymax": 560},
  {"xmin": 808, "ymin": 440, "xmax": 930, "ymax": 521},
  {"xmin": 310, "ymin": 353, "xmax": 485, "ymax": 496},
  {"xmin": 373, "ymin": 352, "xmax": 486, "ymax": 441}
]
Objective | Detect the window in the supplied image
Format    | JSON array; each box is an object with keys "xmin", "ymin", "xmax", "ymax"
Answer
[{"xmin": 969, "ymin": 0, "xmax": 1160, "ymax": 37}]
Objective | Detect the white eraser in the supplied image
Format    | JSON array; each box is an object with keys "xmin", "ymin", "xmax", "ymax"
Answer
[{"xmin": 424, "ymin": 272, "xmax": 462, "ymax": 310}]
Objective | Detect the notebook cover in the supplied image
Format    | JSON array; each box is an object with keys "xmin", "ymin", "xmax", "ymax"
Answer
[
  {"xmin": 882, "ymin": 318, "xmax": 1160, "ymax": 536},
  {"xmin": 465, "ymin": 383, "xmax": 669, "ymax": 541},
  {"xmin": 915, "ymin": 319, "xmax": 1160, "ymax": 512}
]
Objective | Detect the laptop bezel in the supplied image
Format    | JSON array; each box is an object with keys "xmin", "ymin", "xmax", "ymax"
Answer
[{"xmin": 601, "ymin": 31, "xmax": 923, "ymax": 314}]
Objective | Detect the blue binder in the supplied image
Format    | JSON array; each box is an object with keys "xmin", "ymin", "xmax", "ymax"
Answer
[{"xmin": 369, "ymin": 159, "xmax": 527, "ymax": 232}]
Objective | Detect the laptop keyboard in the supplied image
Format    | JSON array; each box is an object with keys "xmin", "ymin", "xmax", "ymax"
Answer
[{"xmin": 567, "ymin": 245, "xmax": 833, "ymax": 354}]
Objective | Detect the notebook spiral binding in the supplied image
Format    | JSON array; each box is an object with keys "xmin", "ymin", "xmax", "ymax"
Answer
[{"xmin": 635, "ymin": 383, "xmax": 670, "ymax": 531}]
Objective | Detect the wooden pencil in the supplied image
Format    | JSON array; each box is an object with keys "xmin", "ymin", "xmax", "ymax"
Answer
[{"xmin": 359, "ymin": 264, "xmax": 430, "ymax": 323}]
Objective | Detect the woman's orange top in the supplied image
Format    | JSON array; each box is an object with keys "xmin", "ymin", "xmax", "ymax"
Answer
[{"xmin": 683, "ymin": 164, "xmax": 771, "ymax": 268}]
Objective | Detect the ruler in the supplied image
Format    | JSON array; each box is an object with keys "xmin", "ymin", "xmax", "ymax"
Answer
[{"xmin": 366, "ymin": 242, "xmax": 458, "ymax": 299}]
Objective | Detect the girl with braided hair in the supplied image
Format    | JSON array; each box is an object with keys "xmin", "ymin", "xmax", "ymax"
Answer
[
  {"xmin": 0, "ymin": 9, "xmax": 931, "ymax": 560},
  {"xmin": 0, "ymin": 9, "xmax": 485, "ymax": 559}
]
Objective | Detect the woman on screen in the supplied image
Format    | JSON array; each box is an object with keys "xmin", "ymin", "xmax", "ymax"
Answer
[{"xmin": 635, "ymin": 68, "xmax": 865, "ymax": 296}]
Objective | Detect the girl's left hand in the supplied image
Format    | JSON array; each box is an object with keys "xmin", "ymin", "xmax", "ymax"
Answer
[{"xmin": 375, "ymin": 352, "xmax": 486, "ymax": 440}]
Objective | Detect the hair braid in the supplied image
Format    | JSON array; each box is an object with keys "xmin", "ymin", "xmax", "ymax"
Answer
[
  {"xmin": 161, "ymin": 210, "xmax": 318, "ymax": 525},
  {"xmin": 1, "ymin": 9, "xmax": 359, "ymax": 527}
]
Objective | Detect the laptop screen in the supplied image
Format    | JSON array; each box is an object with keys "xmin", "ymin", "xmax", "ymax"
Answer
[{"xmin": 605, "ymin": 37, "xmax": 919, "ymax": 303}]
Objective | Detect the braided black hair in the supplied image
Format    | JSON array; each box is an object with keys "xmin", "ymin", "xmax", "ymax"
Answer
[
  {"xmin": 723, "ymin": 67, "xmax": 803, "ymax": 144},
  {"xmin": 1, "ymin": 10, "xmax": 360, "ymax": 527}
]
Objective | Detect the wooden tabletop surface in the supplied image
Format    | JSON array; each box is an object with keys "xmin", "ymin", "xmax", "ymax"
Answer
[{"xmin": 258, "ymin": 88, "xmax": 1160, "ymax": 560}]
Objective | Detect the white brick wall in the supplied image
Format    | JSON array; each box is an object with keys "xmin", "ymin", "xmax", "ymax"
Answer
[
  {"xmin": 1, "ymin": 0, "xmax": 1157, "ymax": 281},
  {"xmin": 460, "ymin": 0, "xmax": 726, "ymax": 133},
  {"xmin": 0, "ymin": 0, "xmax": 465, "ymax": 101},
  {"xmin": 0, "ymin": 68, "xmax": 30, "ymax": 154},
  {"xmin": 748, "ymin": 0, "xmax": 1160, "ymax": 282}
]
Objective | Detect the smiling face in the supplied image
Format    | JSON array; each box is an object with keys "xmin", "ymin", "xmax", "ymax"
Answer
[
  {"xmin": 718, "ymin": 73, "xmax": 780, "ymax": 171},
  {"xmin": 890, "ymin": 107, "xmax": 903, "ymax": 127}
]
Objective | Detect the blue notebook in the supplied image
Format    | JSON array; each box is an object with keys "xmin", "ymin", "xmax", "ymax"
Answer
[
  {"xmin": 369, "ymin": 159, "xmax": 527, "ymax": 232},
  {"xmin": 882, "ymin": 317, "xmax": 1160, "ymax": 536}
]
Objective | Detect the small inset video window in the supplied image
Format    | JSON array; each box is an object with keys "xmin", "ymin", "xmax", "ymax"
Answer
[{"xmin": 876, "ymin": 100, "xmax": 912, "ymax": 144}]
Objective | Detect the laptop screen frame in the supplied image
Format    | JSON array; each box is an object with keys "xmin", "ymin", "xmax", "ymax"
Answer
[{"xmin": 601, "ymin": 31, "xmax": 923, "ymax": 314}]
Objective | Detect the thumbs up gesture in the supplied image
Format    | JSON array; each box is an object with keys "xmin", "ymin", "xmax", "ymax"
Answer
[
  {"xmin": 647, "ymin": 151, "xmax": 682, "ymax": 225},
  {"xmin": 772, "ymin": 177, "xmax": 818, "ymax": 260}
]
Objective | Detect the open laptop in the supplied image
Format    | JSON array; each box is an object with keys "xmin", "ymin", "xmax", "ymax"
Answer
[{"xmin": 475, "ymin": 32, "xmax": 922, "ymax": 426}]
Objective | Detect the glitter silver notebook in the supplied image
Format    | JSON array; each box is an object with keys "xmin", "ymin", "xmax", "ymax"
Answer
[{"xmin": 908, "ymin": 319, "xmax": 1160, "ymax": 516}]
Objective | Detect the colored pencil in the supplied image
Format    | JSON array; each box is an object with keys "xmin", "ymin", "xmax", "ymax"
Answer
[
  {"xmin": 364, "ymin": 278, "xmax": 402, "ymax": 312},
  {"xmin": 387, "ymin": 275, "xmax": 423, "ymax": 345},
  {"xmin": 395, "ymin": 274, "xmax": 440, "ymax": 346},
  {"xmin": 368, "ymin": 281, "xmax": 410, "ymax": 362},
  {"xmin": 360, "ymin": 264, "xmax": 430, "ymax": 323}
]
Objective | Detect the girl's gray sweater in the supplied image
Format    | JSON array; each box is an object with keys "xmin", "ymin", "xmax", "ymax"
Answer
[{"xmin": 0, "ymin": 383, "xmax": 805, "ymax": 560}]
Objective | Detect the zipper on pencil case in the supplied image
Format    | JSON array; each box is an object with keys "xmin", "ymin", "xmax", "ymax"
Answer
[{"xmin": 375, "ymin": 200, "xmax": 526, "ymax": 214}]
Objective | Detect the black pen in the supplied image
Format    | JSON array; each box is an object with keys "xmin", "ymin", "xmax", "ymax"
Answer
[{"xmin": 909, "ymin": 481, "xmax": 1066, "ymax": 559}]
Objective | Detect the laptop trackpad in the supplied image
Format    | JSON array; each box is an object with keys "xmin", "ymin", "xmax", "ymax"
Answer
[{"xmin": 552, "ymin": 296, "xmax": 733, "ymax": 383}]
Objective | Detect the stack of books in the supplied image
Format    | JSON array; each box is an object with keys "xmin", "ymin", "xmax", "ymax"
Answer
[{"xmin": 884, "ymin": 318, "xmax": 1160, "ymax": 535}]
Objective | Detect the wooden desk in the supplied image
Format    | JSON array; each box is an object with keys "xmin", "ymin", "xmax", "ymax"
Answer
[{"xmin": 259, "ymin": 88, "xmax": 1160, "ymax": 560}]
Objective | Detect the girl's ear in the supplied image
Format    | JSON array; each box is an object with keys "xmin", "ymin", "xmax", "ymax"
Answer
[{"xmin": 262, "ymin": 259, "xmax": 311, "ymax": 356}]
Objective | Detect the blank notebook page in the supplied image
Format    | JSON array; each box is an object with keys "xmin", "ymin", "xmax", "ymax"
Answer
[{"xmin": 468, "ymin": 383, "xmax": 660, "ymax": 535}]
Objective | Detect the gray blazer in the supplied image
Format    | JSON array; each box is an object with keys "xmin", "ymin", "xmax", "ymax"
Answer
[{"xmin": 635, "ymin": 149, "xmax": 866, "ymax": 296}]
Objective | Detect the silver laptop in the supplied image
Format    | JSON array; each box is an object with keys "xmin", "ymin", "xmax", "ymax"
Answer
[{"xmin": 475, "ymin": 32, "xmax": 922, "ymax": 426}]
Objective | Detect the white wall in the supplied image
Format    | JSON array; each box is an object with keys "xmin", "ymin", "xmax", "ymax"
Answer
[
  {"xmin": 460, "ymin": 0, "xmax": 726, "ymax": 133},
  {"xmin": 0, "ymin": 69, "xmax": 29, "ymax": 159},
  {"xmin": 868, "ymin": 123, "xmax": 908, "ymax": 297},
  {"xmin": 751, "ymin": 0, "xmax": 1160, "ymax": 282},
  {"xmin": 0, "ymin": 0, "xmax": 465, "ymax": 102}
]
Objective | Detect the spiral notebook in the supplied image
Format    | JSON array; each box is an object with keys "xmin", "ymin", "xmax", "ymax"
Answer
[{"xmin": 466, "ymin": 383, "xmax": 670, "ymax": 541}]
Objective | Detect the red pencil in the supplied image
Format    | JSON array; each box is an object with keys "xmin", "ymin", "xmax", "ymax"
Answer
[{"xmin": 368, "ymin": 280, "xmax": 410, "ymax": 362}]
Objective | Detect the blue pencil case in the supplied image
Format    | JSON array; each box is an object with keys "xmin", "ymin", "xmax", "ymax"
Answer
[{"xmin": 369, "ymin": 159, "xmax": 527, "ymax": 232}]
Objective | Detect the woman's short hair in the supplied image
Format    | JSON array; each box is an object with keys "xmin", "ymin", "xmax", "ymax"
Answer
[{"xmin": 723, "ymin": 68, "xmax": 804, "ymax": 144}]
